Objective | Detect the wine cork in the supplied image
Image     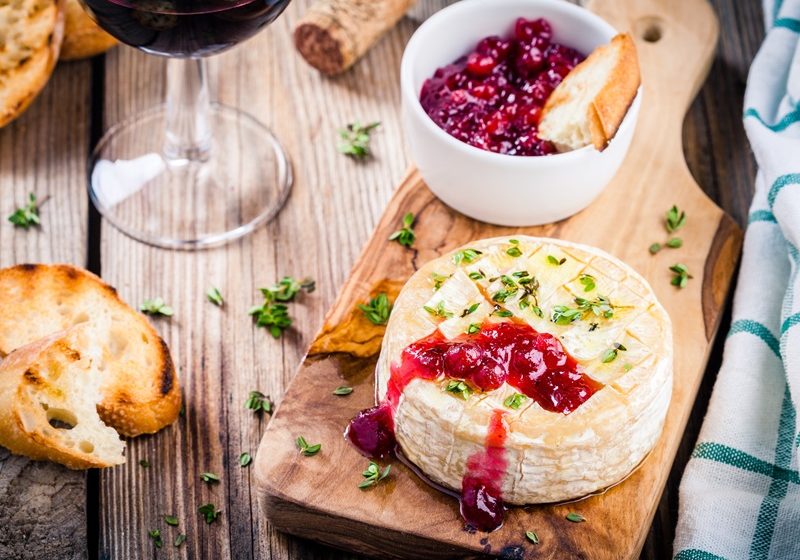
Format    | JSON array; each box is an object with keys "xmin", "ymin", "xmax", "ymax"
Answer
[{"xmin": 294, "ymin": 0, "xmax": 418, "ymax": 75}]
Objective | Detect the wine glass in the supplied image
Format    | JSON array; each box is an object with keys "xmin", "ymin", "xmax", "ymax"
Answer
[{"xmin": 80, "ymin": 0, "xmax": 292, "ymax": 249}]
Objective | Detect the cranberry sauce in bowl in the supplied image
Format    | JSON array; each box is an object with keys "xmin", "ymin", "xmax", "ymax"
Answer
[
  {"xmin": 419, "ymin": 18, "xmax": 584, "ymax": 156},
  {"xmin": 400, "ymin": 0, "xmax": 638, "ymax": 226}
]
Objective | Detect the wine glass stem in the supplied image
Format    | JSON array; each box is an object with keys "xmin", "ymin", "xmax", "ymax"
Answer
[{"xmin": 164, "ymin": 58, "xmax": 212, "ymax": 162}]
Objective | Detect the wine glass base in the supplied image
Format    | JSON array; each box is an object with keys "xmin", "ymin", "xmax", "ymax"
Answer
[{"xmin": 89, "ymin": 103, "xmax": 292, "ymax": 249}]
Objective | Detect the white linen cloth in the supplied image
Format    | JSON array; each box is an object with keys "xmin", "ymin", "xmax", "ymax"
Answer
[{"xmin": 673, "ymin": 1, "xmax": 800, "ymax": 558}]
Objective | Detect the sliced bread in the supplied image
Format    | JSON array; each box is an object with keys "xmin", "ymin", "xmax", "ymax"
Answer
[
  {"xmin": 0, "ymin": 0, "xmax": 65, "ymax": 127},
  {"xmin": 538, "ymin": 33, "xmax": 640, "ymax": 152},
  {"xmin": 0, "ymin": 322, "xmax": 125, "ymax": 469},
  {"xmin": 0, "ymin": 264, "xmax": 181, "ymax": 437},
  {"xmin": 61, "ymin": 0, "xmax": 116, "ymax": 60}
]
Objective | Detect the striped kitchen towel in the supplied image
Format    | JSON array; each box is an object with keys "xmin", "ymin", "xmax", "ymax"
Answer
[{"xmin": 673, "ymin": 1, "xmax": 800, "ymax": 559}]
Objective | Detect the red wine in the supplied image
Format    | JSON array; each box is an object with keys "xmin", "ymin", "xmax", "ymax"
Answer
[{"xmin": 81, "ymin": 0, "xmax": 291, "ymax": 57}]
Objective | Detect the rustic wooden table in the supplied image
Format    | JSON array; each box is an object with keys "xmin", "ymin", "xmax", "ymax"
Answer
[{"xmin": 0, "ymin": 0, "xmax": 764, "ymax": 558}]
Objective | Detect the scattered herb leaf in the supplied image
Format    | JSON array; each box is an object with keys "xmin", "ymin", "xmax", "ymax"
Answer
[
  {"xmin": 547, "ymin": 255, "xmax": 566, "ymax": 266},
  {"xmin": 200, "ymin": 472, "xmax": 220, "ymax": 484},
  {"xmin": 468, "ymin": 270, "xmax": 486, "ymax": 281},
  {"xmin": 506, "ymin": 246, "xmax": 522, "ymax": 257},
  {"xmin": 250, "ymin": 277, "xmax": 314, "ymax": 337},
  {"xmin": 148, "ymin": 529, "xmax": 163, "ymax": 548},
  {"xmin": 423, "ymin": 300, "xmax": 453, "ymax": 319},
  {"xmin": 467, "ymin": 323, "xmax": 481, "ymax": 334},
  {"xmin": 140, "ymin": 298, "xmax": 174, "ymax": 317},
  {"xmin": 666, "ymin": 237, "xmax": 683, "ymax": 248},
  {"xmin": 245, "ymin": 391, "xmax": 272, "ymax": 414},
  {"xmin": 461, "ymin": 302, "xmax": 480, "ymax": 317},
  {"xmin": 296, "ymin": 436, "xmax": 322, "ymax": 456},
  {"xmin": 579, "ymin": 274, "xmax": 596, "ymax": 292},
  {"xmin": 358, "ymin": 461, "xmax": 391, "ymax": 489},
  {"xmin": 389, "ymin": 212, "xmax": 416, "ymax": 248},
  {"xmin": 8, "ymin": 193, "xmax": 44, "ymax": 229},
  {"xmin": 360, "ymin": 293, "xmax": 392, "ymax": 325},
  {"xmin": 333, "ymin": 386, "xmax": 354, "ymax": 396},
  {"xmin": 432, "ymin": 272, "xmax": 451, "ymax": 290},
  {"xmin": 239, "ymin": 452, "xmax": 252, "ymax": 467},
  {"xmin": 504, "ymin": 393, "xmax": 527, "ymax": 410},
  {"xmin": 670, "ymin": 263, "xmax": 693, "ymax": 289},
  {"xmin": 174, "ymin": 534, "xmax": 187, "ymax": 548},
  {"xmin": 601, "ymin": 342, "xmax": 627, "ymax": 363},
  {"xmin": 338, "ymin": 121, "xmax": 380, "ymax": 159},
  {"xmin": 453, "ymin": 248, "xmax": 483, "ymax": 266},
  {"xmin": 525, "ymin": 530, "xmax": 540, "ymax": 544},
  {"xmin": 139, "ymin": 459, "xmax": 150, "ymax": 468},
  {"xmin": 566, "ymin": 512, "xmax": 585, "ymax": 523},
  {"xmin": 198, "ymin": 503, "xmax": 221, "ymax": 524},
  {"xmin": 649, "ymin": 243, "xmax": 663, "ymax": 255},
  {"xmin": 551, "ymin": 305, "xmax": 583, "ymax": 325},
  {"xmin": 444, "ymin": 380, "xmax": 471, "ymax": 400},
  {"xmin": 207, "ymin": 287, "xmax": 224, "ymax": 306},
  {"xmin": 666, "ymin": 205, "xmax": 687, "ymax": 233},
  {"xmin": 164, "ymin": 515, "xmax": 179, "ymax": 527}
]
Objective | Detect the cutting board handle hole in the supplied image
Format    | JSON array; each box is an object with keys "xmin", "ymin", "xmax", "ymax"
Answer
[{"xmin": 635, "ymin": 16, "xmax": 664, "ymax": 43}]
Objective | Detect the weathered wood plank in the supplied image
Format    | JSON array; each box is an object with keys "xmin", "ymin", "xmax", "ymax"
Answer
[
  {"xmin": 0, "ymin": 60, "xmax": 93, "ymax": 560},
  {"xmin": 95, "ymin": 1, "xmax": 447, "ymax": 557}
]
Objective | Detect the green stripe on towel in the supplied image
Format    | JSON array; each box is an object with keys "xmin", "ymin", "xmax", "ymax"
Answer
[
  {"xmin": 774, "ymin": 17, "xmax": 800, "ymax": 32},
  {"xmin": 748, "ymin": 210, "xmax": 777, "ymax": 224},
  {"xmin": 692, "ymin": 442, "xmax": 800, "ymax": 484},
  {"xmin": 767, "ymin": 173, "xmax": 800, "ymax": 209},
  {"xmin": 727, "ymin": 320, "xmax": 781, "ymax": 357},
  {"xmin": 749, "ymin": 389, "xmax": 796, "ymax": 559},
  {"xmin": 745, "ymin": 108, "xmax": 800, "ymax": 132},
  {"xmin": 782, "ymin": 312, "xmax": 800, "ymax": 335},
  {"xmin": 674, "ymin": 549, "xmax": 728, "ymax": 560}
]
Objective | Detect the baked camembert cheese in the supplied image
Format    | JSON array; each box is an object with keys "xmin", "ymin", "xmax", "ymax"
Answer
[{"xmin": 346, "ymin": 236, "xmax": 672, "ymax": 531}]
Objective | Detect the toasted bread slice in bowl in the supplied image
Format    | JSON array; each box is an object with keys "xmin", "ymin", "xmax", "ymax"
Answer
[
  {"xmin": 61, "ymin": 0, "xmax": 116, "ymax": 60},
  {"xmin": 0, "ymin": 264, "xmax": 180, "ymax": 437},
  {"xmin": 0, "ymin": 323, "xmax": 125, "ymax": 469},
  {"xmin": 539, "ymin": 33, "xmax": 640, "ymax": 151},
  {"xmin": 0, "ymin": 0, "xmax": 65, "ymax": 127}
]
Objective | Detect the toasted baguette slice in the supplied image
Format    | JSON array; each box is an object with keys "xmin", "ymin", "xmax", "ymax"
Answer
[
  {"xmin": 61, "ymin": 0, "xmax": 116, "ymax": 60},
  {"xmin": 0, "ymin": 0, "xmax": 65, "ymax": 128},
  {"xmin": 0, "ymin": 264, "xmax": 180, "ymax": 437},
  {"xmin": 539, "ymin": 33, "xmax": 640, "ymax": 152},
  {"xmin": 0, "ymin": 322, "xmax": 125, "ymax": 469}
]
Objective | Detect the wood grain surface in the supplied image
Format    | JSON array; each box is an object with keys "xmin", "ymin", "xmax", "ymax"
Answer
[
  {"xmin": 0, "ymin": 0, "xmax": 765, "ymax": 558},
  {"xmin": 0, "ymin": 60, "xmax": 93, "ymax": 560}
]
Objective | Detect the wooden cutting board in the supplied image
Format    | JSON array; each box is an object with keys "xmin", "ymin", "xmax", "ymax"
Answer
[{"xmin": 254, "ymin": 0, "xmax": 742, "ymax": 557}]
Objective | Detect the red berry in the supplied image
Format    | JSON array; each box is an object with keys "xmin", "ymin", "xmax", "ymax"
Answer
[
  {"xmin": 466, "ymin": 52, "xmax": 498, "ymax": 77},
  {"xmin": 443, "ymin": 343, "xmax": 483, "ymax": 377},
  {"xmin": 470, "ymin": 83, "xmax": 497, "ymax": 100},
  {"xmin": 514, "ymin": 44, "xmax": 545, "ymax": 76}
]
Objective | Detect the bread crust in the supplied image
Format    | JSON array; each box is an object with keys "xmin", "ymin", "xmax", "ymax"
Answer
[
  {"xmin": 0, "ymin": 264, "xmax": 181, "ymax": 437},
  {"xmin": 61, "ymin": 0, "xmax": 116, "ymax": 61},
  {"xmin": 586, "ymin": 33, "xmax": 640, "ymax": 150},
  {"xmin": 0, "ymin": 0, "xmax": 65, "ymax": 128},
  {"xmin": 540, "ymin": 33, "xmax": 640, "ymax": 151},
  {"xmin": 0, "ymin": 328, "xmax": 125, "ymax": 469}
]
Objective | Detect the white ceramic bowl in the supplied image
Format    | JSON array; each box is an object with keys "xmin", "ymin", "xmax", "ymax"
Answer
[{"xmin": 401, "ymin": 0, "xmax": 641, "ymax": 226}]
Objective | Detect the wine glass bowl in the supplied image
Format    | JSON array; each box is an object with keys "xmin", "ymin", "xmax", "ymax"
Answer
[
  {"xmin": 79, "ymin": 0, "xmax": 293, "ymax": 249},
  {"xmin": 81, "ymin": 0, "xmax": 291, "ymax": 57}
]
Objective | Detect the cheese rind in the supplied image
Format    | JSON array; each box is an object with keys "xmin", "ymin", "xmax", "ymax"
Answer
[{"xmin": 376, "ymin": 236, "xmax": 672, "ymax": 504}]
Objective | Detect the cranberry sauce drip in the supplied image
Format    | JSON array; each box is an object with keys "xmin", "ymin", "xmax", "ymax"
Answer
[
  {"xmin": 461, "ymin": 409, "xmax": 508, "ymax": 532},
  {"xmin": 419, "ymin": 18, "xmax": 585, "ymax": 156},
  {"xmin": 403, "ymin": 322, "xmax": 602, "ymax": 414}
]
